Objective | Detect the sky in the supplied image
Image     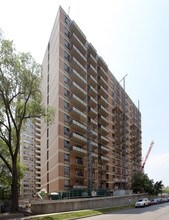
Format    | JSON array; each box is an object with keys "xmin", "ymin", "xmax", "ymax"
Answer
[{"xmin": 0, "ymin": 0, "xmax": 169, "ymax": 186}]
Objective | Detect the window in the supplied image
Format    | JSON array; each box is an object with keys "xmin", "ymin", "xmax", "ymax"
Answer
[
  {"xmin": 64, "ymin": 179, "xmax": 70, "ymax": 187},
  {"xmin": 64, "ymin": 28, "xmax": 70, "ymax": 38},
  {"xmin": 64, "ymin": 140, "xmax": 70, "ymax": 150},
  {"xmin": 64, "ymin": 76, "xmax": 70, "ymax": 85},
  {"xmin": 64, "ymin": 127, "xmax": 70, "ymax": 136},
  {"xmin": 64, "ymin": 88, "xmax": 70, "ymax": 97},
  {"xmin": 47, "ymin": 150, "xmax": 49, "ymax": 160},
  {"xmin": 65, "ymin": 16, "xmax": 70, "ymax": 25},
  {"xmin": 64, "ymin": 63, "xmax": 70, "ymax": 73},
  {"xmin": 64, "ymin": 101, "xmax": 70, "ymax": 111},
  {"xmin": 64, "ymin": 153, "xmax": 70, "ymax": 162},
  {"xmin": 75, "ymin": 157, "xmax": 83, "ymax": 165},
  {"xmin": 64, "ymin": 39, "xmax": 70, "ymax": 50},
  {"xmin": 64, "ymin": 113, "xmax": 70, "ymax": 123},
  {"xmin": 64, "ymin": 51, "xmax": 70, "ymax": 61},
  {"xmin": 47, "ymin": 139, "xmax": 49, "ymax": 149},
  {"xmin": 64, "ymin": 166, "xmax": 70, "ymax": 176},
  {"xmin": 47, "ymin": 162, "xmax": 49, "ymax": 171}
]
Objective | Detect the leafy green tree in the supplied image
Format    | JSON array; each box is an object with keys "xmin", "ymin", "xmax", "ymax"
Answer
[
  {"xmin": 131, "ymin": 172, "xmax": 145, "ymax": 193},
  {"xmin": 0, "ymin": 38, "xmax": 54, "ymax": 212},
  {"xmin": 153, "ymin": 181, "xmax": 163, "ymax": 195},
  {"xmin": 131, "ymin": 172, "xmax": 163, "ymax": 195}
]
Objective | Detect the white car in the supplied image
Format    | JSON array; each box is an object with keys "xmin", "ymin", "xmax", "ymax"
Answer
[{"xmin": 135, "ymin": 198, "xmax": 151, "ymax": 208}]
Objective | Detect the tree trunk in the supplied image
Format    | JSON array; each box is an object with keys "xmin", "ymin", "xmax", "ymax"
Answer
[{"xmin": 11, "ymin": 159, "xmax": 19, "ymax": 212}]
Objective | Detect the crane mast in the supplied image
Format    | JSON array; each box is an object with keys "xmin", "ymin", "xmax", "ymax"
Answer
[{"xmin": 141, "ymin": 141, "xmax": 154, "ymax": 172}]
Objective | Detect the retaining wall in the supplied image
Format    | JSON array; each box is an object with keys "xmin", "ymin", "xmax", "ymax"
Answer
[{"xmin": 31, "ymin": 193, "xmax": 148, "ymax": 215}]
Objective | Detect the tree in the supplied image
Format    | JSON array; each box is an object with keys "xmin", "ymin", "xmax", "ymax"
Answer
[
  {"xmin": 0, "ymin": 38, "xmax": 53, "ymax": 212},
  {"xmin": 153, "ymin": 181, "xmax": 163, "ymax": 195},
  {"xmin": 131, "ymin": 172, "xmax": 163, "ymax": 195}
]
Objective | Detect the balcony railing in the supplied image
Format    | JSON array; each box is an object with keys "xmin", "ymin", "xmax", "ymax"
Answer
[
  {"xmin": 71, "ymin": 145, "xmax": 87, "ymax": 155},
  {"xmin": 70, "ymin": 32, "xmax": 86, "ymax": 55},
  {"xmin": 71, "ymin": 57, "xmax": 87, "ymax": 77},
  {"xmin": 71, "ymin": 94, "xmax": 86, "ymax": 111},
  {"xmin": 71, "ymin": 44, "xmax": 87, "ymax": 67},
  {"xmin": 70, "ymin": 106, "xmax": 87, "ymax": 122},
  {"xmin": 71, "ymin": 68, "xmax": 86, "ymax": 89},
  {"xmin": 70, "ymin": 119, "xmax": 87, "ymax": 133},
  {"xmin": 70, "ymin": 132, "xmax": 87, "ymax": 145},
  {"xmin": 71, "ymin": 81, "xmax": 86, "ymax": 100}
]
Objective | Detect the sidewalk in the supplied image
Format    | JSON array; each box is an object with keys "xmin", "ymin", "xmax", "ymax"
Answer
[{"xmin": 0, "ymin": 212, "xmax": 24, "ymax": 220}]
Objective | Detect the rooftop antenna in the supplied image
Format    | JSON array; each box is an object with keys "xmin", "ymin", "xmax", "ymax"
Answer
[
  {"xmin": 138, "ymin": 100, "xmax": 140, "ymax": 110},
  {"xmin": 68, "ymin": 6, "xmax": 70, "ymax": 17}
]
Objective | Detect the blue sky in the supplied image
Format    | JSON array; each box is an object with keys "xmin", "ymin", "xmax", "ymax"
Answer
[{"xmin": 1, "ymin": 0, "xmax": 169, "ymax": 186}]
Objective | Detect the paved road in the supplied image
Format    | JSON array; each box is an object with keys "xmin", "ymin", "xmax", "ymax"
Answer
[{"xmin": 82, "ymin": 203, "xmax": 169, "ymax": 220}]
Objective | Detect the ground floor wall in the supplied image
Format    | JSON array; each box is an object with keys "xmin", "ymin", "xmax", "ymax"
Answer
[{"xmin": 31, "ymin": 193, "xmax": 148, "ymax": 215}]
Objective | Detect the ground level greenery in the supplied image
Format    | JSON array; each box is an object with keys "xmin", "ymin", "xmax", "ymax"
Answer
[{"xmin": 30, "ymin": 204, "xmax": 134, "ymax": 220}]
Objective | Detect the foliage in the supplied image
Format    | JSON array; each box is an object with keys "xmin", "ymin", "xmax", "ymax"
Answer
[
  {"xmin": 30, "ymin": 204, "xmax": 134, "ymax": 220},
  {"xmin": 0, "ymin": 37, "xmax": 54, "ymax": 211},
  {"xmin": 131, "ymin": 172, "xmax": 163, "ymax": 195}
]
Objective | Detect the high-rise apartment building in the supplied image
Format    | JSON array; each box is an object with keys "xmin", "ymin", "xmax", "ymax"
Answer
[
  {"xmin": 41, "ymin": 7, "xmax": 142, "ymax": 193},
  {"xmin": 20, "ymin": 118, "xmax": 41, "ymax": 198}
]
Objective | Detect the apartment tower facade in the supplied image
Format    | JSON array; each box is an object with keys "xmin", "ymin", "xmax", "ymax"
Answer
[
  {"xmin": 20, "ymin": 118, "xmax": 41, "ymax": 198},
  {"xmin": 41, "ymin": 7, "xmax": 142, "ymax": 193}
]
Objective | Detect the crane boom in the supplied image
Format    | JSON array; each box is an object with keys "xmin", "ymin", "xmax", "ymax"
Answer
[{"xmin": 141, "ymin": 141, "xmax": 154, "ymax": 172}]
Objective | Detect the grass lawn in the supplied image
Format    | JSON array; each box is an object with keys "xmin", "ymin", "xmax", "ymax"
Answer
[{"xmin": 30, "ymin": 204, "xmax": 134, "ymax": 220}]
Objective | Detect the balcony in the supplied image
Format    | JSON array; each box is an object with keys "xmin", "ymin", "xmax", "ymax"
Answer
[
  {"xmin": 91, "ymin": 141, "xmax": 98, "ymax": 149},
  {"xmin": 88, "ymin": 53, "xmax": 97, "ymax": 67},
  {"xmin": 98, "ymin": 105, "xmax": 108, "ymax": 116},
  {"xmin": 71, "ymin": 145, "xmax": 87, "ymax": 155},
  {"xmin": 71, "ymin": 44, "xmax": 87, "ymax": 67},
  {"xmin": 70, "ymin": 21, "xmax": 86, "ymax": 45},
  {"xmin": 88, "ymin": 85, "xmax": 97, "ymax": 98},
  {"xmin": 91, "ymin": 130, "xmax": 98, "ymax": 139},
  {"xmin": 70, "ymin": 106, "xmax": 87, "ymax": 122},
  {"xmin": 71, "ymin": 57, "xmax": 87, "ymax": 78},
  {"xmin": 70, "ymin": 32, "xmax": 86, "ymax": 55},
  {"xmin": 88, "ymin": 107, "xmax": 97, "ymax": 118},
  {"xmin": 98, "ymin": 76, "xmax": 108, "ymax": 90},
  {"xmin": 71, "ymin": 81, "xmax": 86, "ymax": 100},
  {"xmin": 98, "ymin": 85, "xmax": 108, "ymax": 99},
  {"xmin": 98, "ymin": 95, "xmax": 108, "ymax": 108},
  {"xmin": 98, "ymin": 56, "xmax": 108, "ymax": 72},
  {"xmin": 113, "ymin": 178, "xmax": 127, "ymax": 183},
  {"xmin": 98, "ymin": 145, "xmax": 109, "ymax": 154},
  {"xmin": 88, "ymin": 96, "xmax": 97, "ymax": 108},
  {"xmin": 70, "ymin": 119, "xmax": 87, "ymax": 134},
  {"xmin": 71, "ymin": 68, "xmax": 86, "ymax": 89},
  {"xmin": 73, "ymin": 185, "xmax": 86, "ymax": 189},
  {"xmin": 71, "ymin": 94, "xmax": 86, "ymax": 111},
  {"xmin": 99, "ymin": 125, "xmax": 109, "ymax": 136},
  {"xmin": 89, "ymin": 118, "xmax": 97, "ymax": 128},
  {"xmin": 99, "ymin": 135, "xmax": 109, "ymax": 145},
  {"xmin": 99, "ymin": 66, "xmax": 108, "ymax": 81},
  {"xmin": 88, "ymin": 64, "xmax": 97, "ymax": 78},
  {"xmin": 88, "ymin": 74, "xmax": 97, "ymax": 87},
  {"xmin": 91, "ymin": 152, "xmax": 98, "ymax": 158},
  {"xmin": 99, "ymin": 115, "xmax": 109, "ymax": 126},
  {"xmin": 99, "ymin": 155, "xmax": 109, "ymax": 162},
  {"xmin": 70, "ymin": 132, "xmax": 87, "ymax": 145}
]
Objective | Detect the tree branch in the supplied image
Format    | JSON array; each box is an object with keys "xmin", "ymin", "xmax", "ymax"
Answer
[{"xmin": 0, "ymin": 154, "xmax": 12, "ymax": 174}]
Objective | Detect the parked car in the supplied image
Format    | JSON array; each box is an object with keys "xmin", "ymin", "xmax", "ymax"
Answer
[
  {"xmin": 151, "ymin": 198, "xmax": 159, "ymax": 205},
  {"xmin": 135, "ymin": 198, "xmax": 151, "ymax": 208}
]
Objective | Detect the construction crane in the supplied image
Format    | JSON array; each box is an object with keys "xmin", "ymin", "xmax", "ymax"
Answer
[{"xmin": 141, "ymin": 141, "xmax": 154, "ymax": 172}]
